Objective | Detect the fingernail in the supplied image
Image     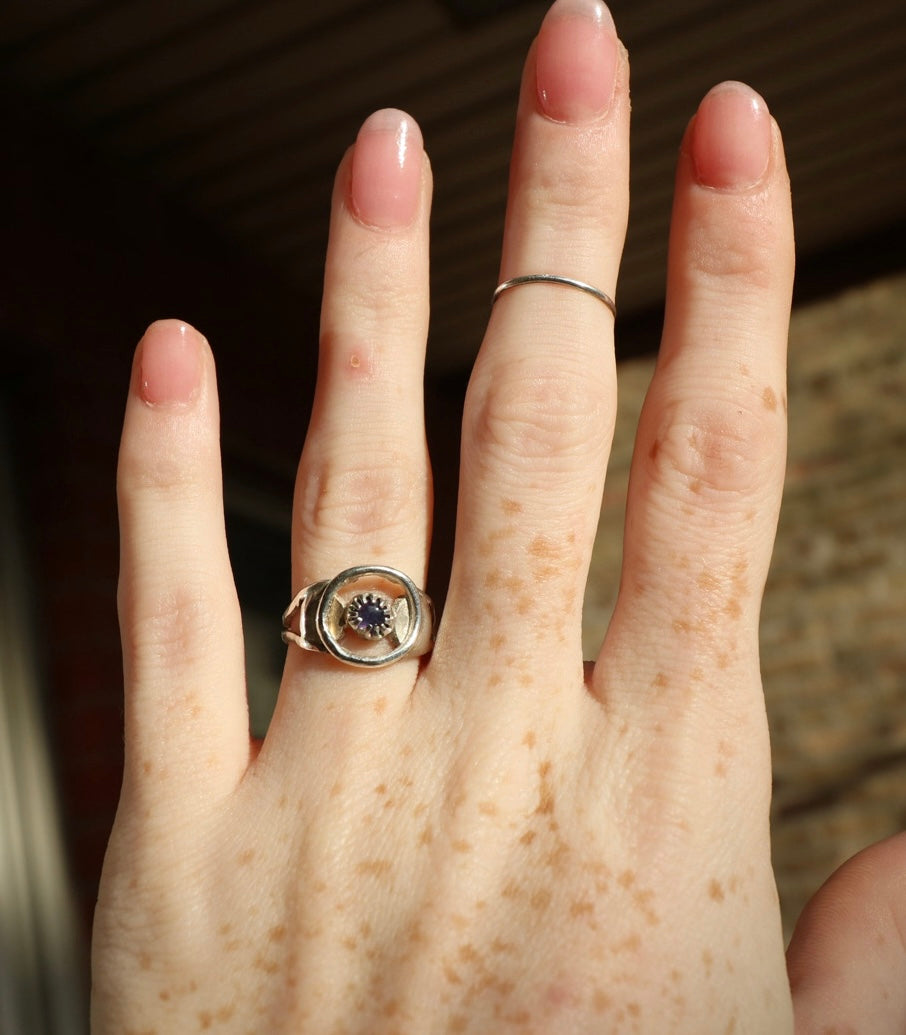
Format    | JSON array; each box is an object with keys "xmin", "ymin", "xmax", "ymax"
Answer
[
  {"xmin": 536, "ymin": 0, "xmax": 618, "ymax": 124},
  {"xmin": 139, "ymin": 320, "xmax": 203, "ymax": 407},
  {"xmin": 349, "ymin": 109, "xmax": 423, "ymax": 229},
  {"xmin": 691, "ymin": 82, "xmax": 771, "ymax": 191}
]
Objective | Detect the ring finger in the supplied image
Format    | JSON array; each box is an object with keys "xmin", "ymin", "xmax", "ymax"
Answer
[{"xmin": 281, "ymin": 109, "xmax": 433, "ymax": 693}]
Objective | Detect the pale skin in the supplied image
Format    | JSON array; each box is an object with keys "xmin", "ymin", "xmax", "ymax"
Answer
[{"xmin": 91, "ymin": 1, "xmax": 906, "ymax": 1032}]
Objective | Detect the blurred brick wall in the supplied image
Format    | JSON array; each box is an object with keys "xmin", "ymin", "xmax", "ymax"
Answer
[{"xmin": 584, "ymin": 270, "xmax": 906, "ymax": 938}]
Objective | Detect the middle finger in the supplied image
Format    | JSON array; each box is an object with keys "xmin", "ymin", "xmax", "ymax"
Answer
[{"xmin": 440, "ymin": 0, "xmax": 629, "ymax": 675}]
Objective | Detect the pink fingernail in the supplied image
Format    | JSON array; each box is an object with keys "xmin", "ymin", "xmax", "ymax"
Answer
[
  {"xmin": 691, "ymin": 82, "xmax": 771, "ymax": 191},
  {"xmin": 139, "ymin": 320, "xmax": 203, "ymax": 407},
  {"xmin": 349, "ymin": 109, "xmax": 422, "ymax": 229},
  {"xmin": 536, "ymin": 0, "xmax": 618, "ymax": 124}
]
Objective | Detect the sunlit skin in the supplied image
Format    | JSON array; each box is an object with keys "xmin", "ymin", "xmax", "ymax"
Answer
[{"xmin": 91, "ymin": 1, "xmax": 906, "ymax": 1032}]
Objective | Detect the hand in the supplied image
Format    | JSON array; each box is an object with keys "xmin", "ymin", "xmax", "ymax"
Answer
[{"xmin": 91, "ymin": 1, "xmax": 905, "ymax": 1032}]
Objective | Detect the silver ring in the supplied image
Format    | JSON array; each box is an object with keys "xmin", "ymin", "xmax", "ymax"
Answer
[
  {"xmin": 281, "ymin": 565, "xmax": 435, "ymax": 668},
  {"xmin": 493, "ymin": 274, "xmax": 616, "ymax": 318}
]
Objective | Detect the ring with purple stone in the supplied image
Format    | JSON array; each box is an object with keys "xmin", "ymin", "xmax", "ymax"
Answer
[{"xmin": 281, "ymin": 565, "xmax": 435, "ymax": 668}]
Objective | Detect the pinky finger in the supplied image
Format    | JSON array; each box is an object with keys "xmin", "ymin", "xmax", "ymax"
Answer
[{"xmin": 117, "ymin": 321, "xmax": 249, "ymax": 805}]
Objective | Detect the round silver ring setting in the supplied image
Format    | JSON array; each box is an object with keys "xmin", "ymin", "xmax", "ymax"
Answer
[{"xmin": 282, "ymin": 565, "xmax": 435, "ymax": 668}]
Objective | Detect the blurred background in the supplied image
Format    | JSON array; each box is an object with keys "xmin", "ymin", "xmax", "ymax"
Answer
[{"xmin": 0, "ymin": 0, "xmax": 903, "ymax": 1029}]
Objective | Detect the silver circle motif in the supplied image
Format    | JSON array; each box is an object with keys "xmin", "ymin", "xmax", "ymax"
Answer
[{"xmin": 281, "ymin": 565, "xmax": 435, "ymax": 668}]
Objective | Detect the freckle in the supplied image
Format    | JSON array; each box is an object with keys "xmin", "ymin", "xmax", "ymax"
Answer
[
  {"xmin": 489, "ymin": 632, "xmax": 505, "ymax": 650},
  {"xmin": 237, "ymin": 849, "xmax": 254, "ymax": 866},
  {"xmin": 159, "ymin": 990, "xmax": 170, "ymax": 1002},
  {"xmin": 725, "ymin": 598, "xmax": 742, "ymax": 618},
  {"xmin": 341, "ymin": 936, "xmax": 357, "ymax": 950},
  {"xmin": 375, "ymin": 783, "xmax": 387, "ymax": 795},
  {"xmin": 594, "ymin": 988, "xmax": 612, "ymax": 1013},
  {"xmin": 709, "ymin": 879, "xmax": 725, "ymax": 902},
  {"xmin": 216, "ymin": 1006, "xmax": 235, "ymax": 1023},
  {"xmin": 488, "ymin": 673, "xmax": 502, "ymax": 687},
  {"xmin": 450, "ymin": 1015, "xmax": 468, "ymax": 1032},
  {"xmin": 570, "ymin": 899, "xmax": 593, "ymax": 917},
  {"xmin": 199, "ymin": 1011, "xmax": 213, "ymax": 1029},
  {"xmin": 443, "ymin": 963, "xmax": 462, "ymax": 984},
  {"xmin": 458, "ymin": 943, "xmax": 481, "ymax": 964},
  {"xmin": 697, "ymin": 570, "xmax": 720, "ymax": 592},
  {"xmin": 413, "ymin": 802, "xmax": 428, "ymax": 816},
  {"xmin": 618, "ymin": 870, "xmax": 636, "ymax": 889},
  {"xmin": 702, "ymin": 949, "xmax": 714, "ymax": 976},
  {"xmin": 485, "ymin": 569, "xmax": 502, "ymax": 589},
  {"xmin": 717, "ymin": 653, "xmax": 730, "ymax": 670},
  {"xmin": 401, "ymin": 744, "xmax": 413, "ymax": 757},
  {"xmin": 373, "ymin": 696, "xmax": 387, "ymax": 714},
  {"xmin": 523, "ymin": 730, "xmax": 536, "ymax": 748},
  {"xmin": 670, "ymin": 969, "xmax": 682, "ymax": 983},
  {"xmin": 653, "ymin": 672, "xmax": 669, "ymax": 692},
  {"xmin": 502, "ymin": 879, "xmax": 521, "ymax": 899},
  {"xmin": 419, "ymin": 824, "xmax": 433, "ymax": 846},
  {"xmin": 691, "ymin": 667, "xmax": 704, "ymax": 681},
  {"xmin": 356, "ymin": 859, "xmax": 393, "ymax": 878},
  {"xmin": 762, "ymin": 386, "xmax": 777, "ymax": 411},
  {"xmin": 313, "ymin": 879, "xmax": 327, "ymax": 893},
  {"xmin": 254, "ymin": 953, "xmax": 280, "ymax": 974},
  {"xmin": 329, "ymin": 781, "xmax": 342, "ymax": 797},
  {"xmin": 478, "ymin": 801, "xmax": 498, "ymax": 816},
  {"xmin": 530, "ymin": 888, "xmax": 552, "ymax": 910},
  {"xmin": 519, "ymin": 671, "xmax": 533, "ymax": 686},
  {"xmin": 139, "ymin": 952, "xmax": 152, "ymax": 970},
  {"xmin": 613, "ymin": 933, "xmax": 641, "ymax": 954},
  {"xmin": 491, "ymin": 937, "xmax": 514, "ymax": 954},
  {"xmin": 519, "ymin": 830, "xmax": 536, "ymax": 845},
  {"xmin": 142, "ymin": 760, "xmax": 153, "ymax": 775},
  {"xmin": 452, "ymin": 839, "xmax": 472, "ymax": 853},
  {"xmin": 715, "ymin": 761, "xmax": 728, "ymax": 778},
  {"xmin": 268, "ymin": 925, "xmax": 286, "ymax": 943},
  {"xmin": 627, "ymin": 1002, "xmax": 641, "ymax": 1018},
  {"xmin": 502, "ymin": 498, "xmax": 523, "ymax": 515}
]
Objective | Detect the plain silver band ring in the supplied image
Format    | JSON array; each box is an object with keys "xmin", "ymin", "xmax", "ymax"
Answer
[
  {"xmin": 493, "ymin": 274, "xmax": 616, "ymax": 318},
  {"xmin": 281, "ymin": 564, "xmax": 435, "ymax": 668}
]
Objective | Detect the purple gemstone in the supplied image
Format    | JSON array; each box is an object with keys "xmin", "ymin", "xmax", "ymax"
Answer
[
  {"xmin": 356, "ymin": 599, "xmax": 388, "ymax": 633},
  {"xmin": 346, "ymin": 593, "xmax": 392, "ymax": 639}
]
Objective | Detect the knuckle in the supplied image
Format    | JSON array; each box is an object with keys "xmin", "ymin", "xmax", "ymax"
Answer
[
  {"xmin": 118, "ymin": 441, "xmax": 210, "ymax": 504},
  {"xmin": 685, "ymin": 207, "xmax": 780, "ymax": 294},
  {"xmin": 468, "ymin": 363, "xmax": 612, "ymax": 471},
  {"xmin": 298, "ymin": 451, "xmax": 426, "ymax": 541},
  {"xmin": 645, "ymin": 396, "xmax": 781, "ymax": 501},
  {"xmin": 122, "ymin": 583, "xmax": 221, "ymax": 681},
  {"xmin": 522, "ymin": 151, "xmax": 624, "ymax": 238}
]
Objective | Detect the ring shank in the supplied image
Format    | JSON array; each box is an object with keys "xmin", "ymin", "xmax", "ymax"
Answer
[{"xmin": 492, "ymin": 274, "xmax": 616, "ymax": 318}]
